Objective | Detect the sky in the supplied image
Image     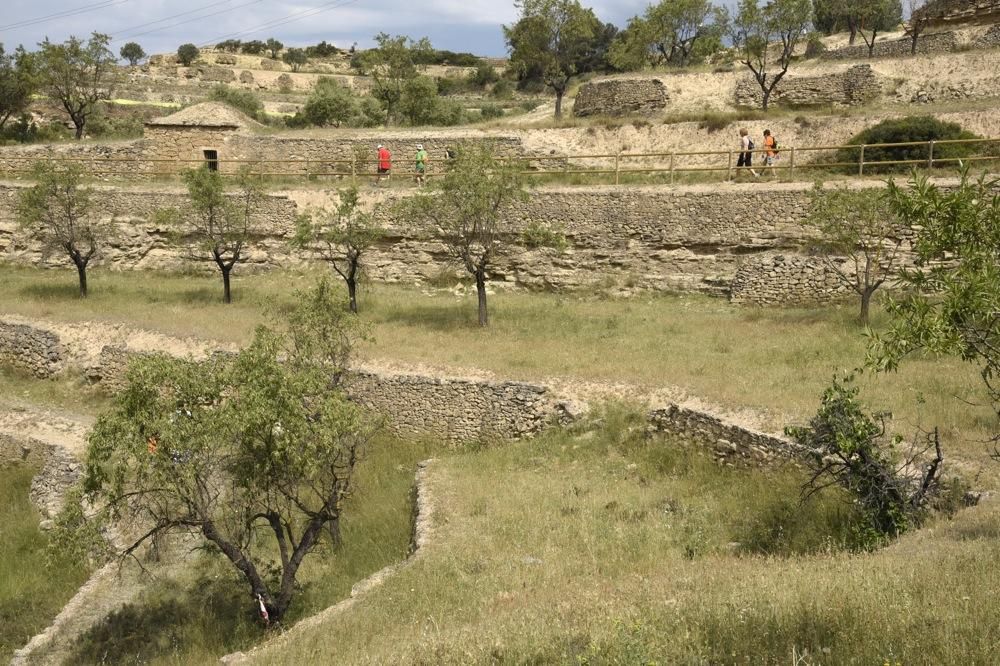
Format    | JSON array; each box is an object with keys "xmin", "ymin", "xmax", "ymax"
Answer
[{"xmin": 1, "ymin": 0, "xmax": 652, "ymax": 58}]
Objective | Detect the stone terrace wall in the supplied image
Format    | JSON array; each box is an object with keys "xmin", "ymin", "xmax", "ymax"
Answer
[
  {"xmin": 974, "ymin": 24, "xmax": 1000, "ymax": 47},
  {"xmin": 0, "ymin": 141, "xmax": 146, "ymax": 178},
  {"xmin": 573, "ymin": 79, "xmax": 670, "ymax": 117},
  {"xmin": 729, "ymin": 253, "xmax": 852, "ymax": 305},
  {"xmin": 346, "ymin": 371, "xmax": 552, "ymax": 441},
  {"xmin": 649, "ymin": 405, "xmax": 803, "ymax": 465},
  {"xmin": 0, "ymin": 322, "xmax": 64, "ymax": 378},
  {"xmin": 824, "ymin": 31, "xmax": 960, "ymax": 60},
  {"xmin": 734, "ymin": 65, "xmax": 881, "ymax": 107}
]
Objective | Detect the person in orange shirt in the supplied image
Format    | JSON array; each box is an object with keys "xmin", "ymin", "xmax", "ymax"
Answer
[
  {"xmin": 762, "ymin": 129, "xmax": 778, "ymax": 178},
  {"xmin": 375, "ymin": 144, "xmax": 392, "ymax": 185}
]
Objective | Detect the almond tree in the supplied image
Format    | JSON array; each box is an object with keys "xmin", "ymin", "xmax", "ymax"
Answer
[
  {"xmin": 806, "ymin": 184, "xmax": 904, "ymax": 325},
  {"xmin": 78, "ymin": 279, "xmax": 374, "ymax": 624},
  {"xmin": 291, "ymin": 186, "xmax": 383, "ymax": 313},
  {"xmin": 162, "ymin": 167, "xmax": 264, "ymax": 303},
  {"xmin": 17, "ymin": 162, "xmax": 108, "ymax": 297},
  {"xmin": 731, "ymin": 0, "xmax": 812, "ymax": 111},
  {"xmin": 36, "ymin": 32, "xmax": 119, "ymax": 139},
  {"xmin": 406, "ymin": 143, "xmax": 528, "ymax": 327}
]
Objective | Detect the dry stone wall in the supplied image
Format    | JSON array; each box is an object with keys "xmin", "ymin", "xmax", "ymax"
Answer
[
  {"xmin": 573, "ymin": 78, "xmax": 670, "ymax": 117},
  {"xmin": 0, "ymin": 321, "xmax": 64, "ymax": 378},
  {"xmin": 729, "ymin": 253, "xmax": 852, "ymax": 305},
  {"xmin": 823, "ymin": 31, "xmax": 960, "ymax": 59},
  {"xmin": 734, "ymin": 65, "xmax": 881, "ymax": 107}
]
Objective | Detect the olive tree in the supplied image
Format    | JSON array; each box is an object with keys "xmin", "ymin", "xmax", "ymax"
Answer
[
  {"xmin": 266, "ymin": 38, "xmax": 284, "ymax": 59},
  {"xmin": 608, "ymin": 0, "xmax": 728, "ymax": 70},
  {"xmin": 161, "ymin": 167, "xmax": 264, "ymax": 303},
  {"xmin": 291, "ymin": 186, "xmax": 383, "ymax": 313},
  {"xmin": 282, "ymin": 47, "xmax": 308, "ymax": 71},
  {"xmin": 806, "ymin": 184, "xmax": 904, "ymax": 325},
  {"xmin": 79, "ymin": 279, "xmax": 375, "ymax": 624},
  {"xmin": 355, "ymin": 33, "xmax": 433, "ymax": 126},
  {"xmin": 856, "ymin": 0, "xmax": 903, "ymax": 57},
  {"xmin": 36, "ymin": 32, "xmax": 119, "ymax": 139},
  {"xmin": 730, "ymin": 0, "xmax": 812, "ymax": 111},
  {"xmin": 0, "ymin": 44, "xmax": 37, "ymax": 130},
  {"xmin": 119, "ymin": 42, "xmax": 146, "ymax": 66},
  {"xmin": 17, "ymin": 162, "xmax": 108, "ymax": 297},
  {"xmin": 406, "ymin": 143, "xmax": 528, "ymax": 327},
  {"xmin": 177, "ymin": 43, "xmax": 199, "ymax": 66},
  {"xmin": 504, "ymin": 0, "xmax": 601, "ymax": 117}
]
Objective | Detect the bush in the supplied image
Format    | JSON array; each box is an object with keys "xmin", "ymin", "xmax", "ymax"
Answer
[
  {"xmin": 282, "ymin": 48, "xmax": 308, "ymax": 72},
  {"xmin": 216, "ymin": 39, "xmax": 242, "ymax": 53},
  {"xmin": 469, "ymin": 63, "xmax": 499, "ymax": 88},
  {"xmin": 479, "ymin": 103, "xmax": 504, "ymax": 121},
  {"xmin": 0, "ymin": 114, "xmax": 69, "ymax": 144},
  {"xmin": 435, "ymin": 76, "xmax": 467, "ymax": 96},
  {"xmin": 834, "ymin": 116, "xmax": 983, "ymax": 173},
  {"xmin": 177, "ymin": 43, "xmax": 199, "ymax": 66},
  {"xmin": 491, "ymin": 79, "xmax": 514, "ymax": 99},
  {"xmin": 299, "ymin": 78, "xmax": 356, "ymax": 127},
  {"xmin": 241, "ymin": 40, "xmax": 266, "ymax": 55},
  {"xmin": 306, "ymin": 40, "xmax": 339, "ymax": 58},
  {"xmin": 804, "ymin": 32, "xmax": 827, "ymax": 59},
  {"xmin": 208, "ymin": 85, "xmax": 264, "ymax": 121}
]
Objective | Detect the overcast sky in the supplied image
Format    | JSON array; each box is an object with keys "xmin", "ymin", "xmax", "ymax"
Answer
[{"xmin": 2, "ymin": 0, "xmax": 653, "ymax": 58}]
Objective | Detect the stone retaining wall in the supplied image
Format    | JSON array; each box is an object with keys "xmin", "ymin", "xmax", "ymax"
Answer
[
  {"xmin": 823, "ymin": 31, "xmax": 960, "ymax": 60},
  {"xmin": 729, "ymin": 253, "xmax": 852, "ymax": 305},
  {"xmin": 734, "ymin": 65, "xmax": 881, "ymax": 108},
  {"xmin": 0, "ymin": 321, "xmax": 64, "ymax": 378},
  {"xmin": 573, "ymin": 78, "xmax": 670, "ymax": 117},
  {"xmin": 0, "ymin": 433, "xmax": 82, "ymax": 519},
  {"xmin": 974, "ymin": 24, "xmax": 1000, "ymax": 47}
]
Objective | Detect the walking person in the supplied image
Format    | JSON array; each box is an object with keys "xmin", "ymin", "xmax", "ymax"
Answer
[
  {"xmin": 414, "ymin": 143, "xmax": 428, "ymax": 187},
  {"xmin": 736, "ymin": 128, "xmax": 758, "ymax": 178},
  {"xmin": 762, "ymin": 129, "xmax": 778, "ymax": 178},
  {"xmin": 375, "ymin": 144, "xmax": 392, "ymax": 185}
]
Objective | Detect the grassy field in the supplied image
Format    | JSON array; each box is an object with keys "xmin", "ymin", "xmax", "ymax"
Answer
[
  {"xmin": 0, "ymin": 265, "xmax": 994, "ymax": 468},
  {"xmin": 244, "ymin": 408, "xmax": 1000, "ymax": 665},
  {"xmin": 0, "ymin": 464, "xmax": 91, "ymax": 662}
]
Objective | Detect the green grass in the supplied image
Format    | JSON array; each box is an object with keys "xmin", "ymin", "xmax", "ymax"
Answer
[
  {"xmin": 244, "ymin": 406, "xmax": 1000, "ymax": 665},
  {"xmin": 0, "ymin": 366, "xmax": 111, "ymax": 416},
  {"xmin": 69, "ymin": 433, "xmax": 437, "ymax": 665},
  {"xmin": 0, "ymin": 264, "xmax": 993, "ymax": 469},
  {"xmin": 0, "ymin": 464, "xmax": 91, "ymax": 662}
]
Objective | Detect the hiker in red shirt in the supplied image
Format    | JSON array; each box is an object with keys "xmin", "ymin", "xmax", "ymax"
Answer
[{"xmin": 376, "ymin": 144, "xmax": 391, "ymax": 185}]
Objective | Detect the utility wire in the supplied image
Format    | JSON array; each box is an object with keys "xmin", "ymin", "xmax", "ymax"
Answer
[
  {"xmin": 114, "ymin": 0, "xmax": 243, "ymax": 39},
  {"xmin": 1, "ymin": 0, "xmax": 128, "ymax": 31},
  {"xmin": 198, "ymin": 0, "xmax": 363, "ymax": 47},
  {"xmin": 116, "ymin": 0, "xmax": 269, "ymax": 42}
]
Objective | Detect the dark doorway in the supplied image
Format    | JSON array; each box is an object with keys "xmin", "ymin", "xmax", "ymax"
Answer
[{"xmin": 203, "ymin": 149, "xmax": 219, "ymax": 171}]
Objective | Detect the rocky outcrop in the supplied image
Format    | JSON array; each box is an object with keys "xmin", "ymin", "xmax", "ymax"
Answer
[
  {"xmin": 573, "ymin": 78, "xmax": 670, "ymax": 117},
  {"xmin": 735, "ymin": 65, "xmax": 881, "ymax": 108}
]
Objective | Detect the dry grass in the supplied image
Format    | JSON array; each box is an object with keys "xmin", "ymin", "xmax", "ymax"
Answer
[{"xmin": 244, "ymin": 409, "xmax": 1000, "ymax": 665}]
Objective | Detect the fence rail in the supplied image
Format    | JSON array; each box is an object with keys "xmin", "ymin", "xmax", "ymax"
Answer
[{"xmin": 1, "ymin": 136, "xmax": 999, "ymax": 184}]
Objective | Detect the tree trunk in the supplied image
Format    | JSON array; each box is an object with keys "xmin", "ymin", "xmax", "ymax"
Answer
[
  {"xmin": 860, "ymin": 288, "xmax": 874, "ymax": 326},
  {"xmin": 554, "ymin": 89, "xmax": 563, "ymax": 118},
  {"xmin": 75, "ymin": 259, "xmax": 88, "ymax": 298},
  {"xmin": 761, "ymin": 88, "xmax": 770, "ymax": 111},
  {"xmin": 222, "ymin": 266, "xmax": 232, "ymax": 304},
  {"xmin": 73, "ymin": 117, "xmax": 85, "ymax": 140},
  {"xmin": 475, "ymin": 270, "xmax": 488, "ymax": 327},
  {"xmin": 848, "ymin": 21, "xmax": 858, "ymax": 45},
  {"xmin": 910, "ymin": 32, "xmax": 919, "ymax": 55},
  {"xmin": 347, "ymin": 276, "xmax": 358, "ymax": 314}
]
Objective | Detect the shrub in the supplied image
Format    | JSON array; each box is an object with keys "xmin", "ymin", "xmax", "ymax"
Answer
[
  {"xmin": 276, "ymin": 73, "xmax": 294, "ymax": 93},
  {"xmin": 804, "ymin": 32, "xmax": 827, "ymax": 59},
  {"xmin": 834, "ymin": 116, "xmax": 982, "ymax": 173},
  {"xmin": 299, "ymin": 78, "xmax": 356, "ymax": 126},
  {"xmin": 176, "ymin": 43, "xmax": 199, "ymax": 66},
  {"xmin": 435, "ymin": 76, "xmax": 466, "ymax": 96},
  {"xmin": 208, "ymin": 84, "xmax": 263, "ymax": 121},
  {"xmin": 241, "ymin": 40, "xmax": 266, "ymax": 55},
  {"xmin": 282, "ymin": 48, "xmax": 308, "ymax": 72},
  {"xmin": 469, "ymin": 63, "xmax": 499, "ymax": 88},
  {"xmin": 491, "ymin": 79, "xmax": 514, "ymax": 99},
  {"xmin": 521, "ymin": 220, "xmax": 568, "ymax": 251},
  {"xmin": 216, "ymin": 39, "xmax": 242, "ymax": 53},
  {"xmin": 306, "ymin": 40, "xmax": 339, "ymax": 58},
  {"xmin": 479, "ymin": 103, "xmax": 504, "ymax": 120}
]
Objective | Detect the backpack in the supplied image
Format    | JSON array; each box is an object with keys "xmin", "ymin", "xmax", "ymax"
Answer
[
  {"xmin": 771, "ymin": 135, "xmax": 779, "ymax": 153},
  {"xmin": 747, "ymin": 138, "xmax": 755, "ymax": 151}
]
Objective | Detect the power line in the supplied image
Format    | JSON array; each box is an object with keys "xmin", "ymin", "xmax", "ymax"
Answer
[
  {"xmin": 116, "ymin": 0, "xmax": 269, "ymax": 42},
  {"xmin": 199, "ymin": 0, "xmax": 363, "ymax": 47},
  {"xmin": 1, "ymin": 0, "xmax": 128, "ymax": 31},
  {"xmin": 114, "ymin": 0, "xmax": 241, "ymax": 39}
]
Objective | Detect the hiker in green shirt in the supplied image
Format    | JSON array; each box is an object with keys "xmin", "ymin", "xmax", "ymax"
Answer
[{"xmin": 415, "ymin": 144, "xmax": 428, "ymax": 187}]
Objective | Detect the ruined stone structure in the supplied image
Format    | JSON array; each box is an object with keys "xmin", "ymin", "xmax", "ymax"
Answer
[
  {"xmin": 734, "ymin": 65, "xmax": 882, "ymax": 107},
  {"xmin": 914, "ymin": 0, "xmax": 1000, "ymax": 26},
  {"xmin": 0, "ymin": 321, "xmax": 64, "ymax": 378},
  {"xmin": 573, "ymin": 78, "xmax": 670, "ymax": 117},
  {"xmin": 648, "ymin": 405, "xmax": 804, "ymax": 464}
]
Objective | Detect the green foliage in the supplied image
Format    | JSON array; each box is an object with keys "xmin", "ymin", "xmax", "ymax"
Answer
[
  {"xmin": 397, "ymin": 75, "xmax": 440, "ymax": 125},
  {"xmin": 835, "ymin": 116, "xmax": 981, "ymax": 173},
  {"xmin": 176, "ymin": 43, "xmax": 199, "ymax": 66},
  {"xmin": 470, "ymin": 63, "xmax": 500, "ymax": 87},
  {"xmin": 216, "ymin": 39, "xmax": 242, "ymax": 53},
  {"xmin": 504, "ymin": 0, "xmax": 604, "ymax": 116},
  {"xmin": 355, "ymin": 33, "xmax": 433, "ymax": 125},
  {"xmin": 81, "ymin": 279, "xmax": 373, "ymax": 622},
  {"xmin": 265, "ymin": 37, "xmax": 283, "ymax": 59},
  {"xmin": 0, "ymin": 44, "xmax": 37, "ymax": 131},
  {"xmin": 241, "ymin": 40, "xmax": 266, "ymax": 55},
  {"xmin": 305, "ymin": 40, "xmax": 340, "ymax": 58},
  {"xmin": 0, "ymin": 464, "xmax": 91, "ymax": 662},
  {"xmin": 36, "ymin": 32, "xmax": 120, "ymax": 138},
  {"xmin": 731, "ymin": 0, "xmax": 811, "ymax": 110},
  {"xmin": 0, "ymin": 113, "xmax": 69, "ymax": 144},
  {"xmin": 17, "ymin": 161, "xmax": 105, "ymax": 296},
  {"xmin": 607, "ymin": 0, "xmax": 728, "ymax": 71},
  {"xmin": 478, "ymin": 103, "xmax": 505, "ymax": 121},
  {"xmin": 786, "ymin": 375, "xmax": 944, "ymax": 545},
  {"xmin": 870, "ymin": 171, "xmax": 1000, "ymax": 424},
  {"xmin": 490, "ymin": 78, "xmax": 515, "ymax": 99},
  {"xmin": 297, "ymin": 77, "xmax": 356, "ymax": 127},
  {"xmin": 804, "ymin": 31, "xmax": 827, "ymax": 58},
  {"xmin": 208, "ymin": 84, "xmax": 264, "ymax": 121},
  {"xmin": 119, "ymin": 41, "xmax": 146, "ymax": 65},
  {"xmin": 521, "ymin": 219, "xmax": 568, "ymax": 250},
  {"xmin": 281, "ymin": 47, "xmax": 308, "ymax": 71}
]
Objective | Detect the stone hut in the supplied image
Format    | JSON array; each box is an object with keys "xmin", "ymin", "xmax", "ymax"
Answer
[{"xmin": 143, "ymin": 102, "xmax": 261, "ymax": 174}]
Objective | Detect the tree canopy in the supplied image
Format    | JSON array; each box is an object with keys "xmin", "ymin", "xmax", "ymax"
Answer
[
  {"xmin": 0, "ymin": 44, "xmax": 37, "ymax": 131},
  {"xmin": 731, "ymin": 0, "xmax": 812, "ymax": 111},
  {"xmin": 36, "ymin": 32, "xmax": 119, "ymax": 139},
  {"xmin": 354, "ymin": 33, "xmax": 433, "ymax": 126},
  {"xmin": 608, "ymin": 0, "xmax": 728, "ymax": 70},
  {"xmin": 119, "ymin": 42, "xmax": 146, "ymax": 66}
]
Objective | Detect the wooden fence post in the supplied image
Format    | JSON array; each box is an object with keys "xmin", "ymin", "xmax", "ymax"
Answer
[
  {"xmin": 669, "ymin": 153, "xmax": 675, "ymax": 185},
  {"xmin": 727, "ymin": 150, "xmax": 734, "ymax": 180},
  {"xmin": 789, "ymin": 147, "xmax": 796, "ymax": 176},
  {"xmin": 614, "ymin": 151, "xmax": 620, "ymax": 186},
  {"xmin": 928, "ymin": 140, "xmax": 935, "ymax": 169},
  {"xmin": 858, "ymin": 144, "xmax": 866, "ymax": 176}
]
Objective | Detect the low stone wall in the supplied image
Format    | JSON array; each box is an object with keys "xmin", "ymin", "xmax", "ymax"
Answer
[
  {"xmin": 824, "ymin": 31, "xmax": 960, "ymax": 60},
  {"xmin": 734, "ymin": 65, "xmax": 881, "ymax": 108},
  {"xmin": 346, "ymin": 371, "xmax": 551, "ymax": 441},
  {"xmin": 0, "ymin": 140, "xmax": 146, "ymax": 177},
  {"xmin": 729, "ymin": 253, "xmax": 852, "ymax": 305},
  {"xmin": 0, "ymin": 433, "xmax": 82, "ymax": 519},
  {"xmin": 0, "ymin": 321, "xmax": 64, "ymax": 378},
  {"xmin": 974, "ymin": 23, "xmax": 1000, "ymax": 48},
  {"xmin": 573, "ymin": 78, "xmax": 670, "ymax": 117},
  {"xmin": 648, "ymin": 404, "xmax": 803, "ymax": 464}
]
